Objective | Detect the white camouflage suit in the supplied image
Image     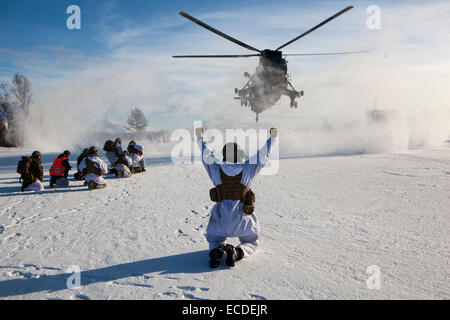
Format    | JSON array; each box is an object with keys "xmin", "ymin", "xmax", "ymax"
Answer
[
  {"xmin": 79, "ymin": 156, "xmax": 109, "ymax": 186},
  {"xmin": 106, "ymin": 145, "xmax": 123, "ymax": 168},
  {"xmin": 198, "ymin": 135, "xmax": 275, "ymax": 257},
  {"xmin": 24, "ymin": 180, "xmax": 44, "ymax": 192},
  {"xmin": 116, "ymin": 155, "xmax": 133, "ymax": 178},
  {"xmin": 130, "ymin": 145, "xmax": 145, "ymax": 170}
]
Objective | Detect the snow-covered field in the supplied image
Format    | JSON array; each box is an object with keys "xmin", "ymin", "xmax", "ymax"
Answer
[{"xmin": 0, "ymin": 145, "xmax": 449, "ymax": 300}]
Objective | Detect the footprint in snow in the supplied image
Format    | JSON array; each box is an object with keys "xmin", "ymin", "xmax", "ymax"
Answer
[
  {"xmin": 250, "ymin": 294, "xmax": 267, "ymax": 300},
  {"xmin": 42, "ymin": 266, "xmax": 63, "ymax": 271},
  {"xmin": 194, "ymin": 224, "xmax": 204, "ymax": 231},
  {"xmin": 177, "ymin": 286, "xmax": 209, "ymax": 292},
  {"xmin": 22, "ymin": 264, "xmax": 40, "ymax": 270},
  {"xmin": 182, "ymin": 293, "xmax": 208, "ymax": 300},
  {"xmin": 11, "ymin": 271, "xmax": 36, "ymax": 279},
  {"xmin": 0, "ymin": 225, "xmax": 4, "ymax": 235},
  {"xmin": 162, "ymin": 291, "xmax": 178, "ymax": 298},
  {"xmin": 191, "ymin": 210, "xmax": 198, "ymax": 215}
]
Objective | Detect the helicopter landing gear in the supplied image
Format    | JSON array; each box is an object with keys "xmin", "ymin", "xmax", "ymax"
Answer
[
  {"xmin": 285, "ymin": 82, "xmax": 303, "ymax": 109},
  {"xmin": 290, "ymin": 100, "xmax": 298, "ymax": 108},
  {"xmin": 240, "ymin": 98, "xmax": 248, "ymax": 106}
]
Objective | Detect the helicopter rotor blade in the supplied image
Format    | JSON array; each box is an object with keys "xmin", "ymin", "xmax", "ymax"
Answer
[
  {"xmin": 172, "ymin": 54, "xmax": 260, "ymax": 58},
  {"xmin": 284, "ymin": 50, "xmax": 370, "ymax": 56},
  {"xmin": 276, "ymin": 6, "xmax": 354, "ymax": 51},
  {"xmin": 179, "ymin": 11, "xmax": 262, "ymax": 53}
]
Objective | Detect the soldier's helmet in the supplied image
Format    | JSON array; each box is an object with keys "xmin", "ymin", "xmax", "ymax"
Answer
[
  {"xmin": 87, "ymin": 146, "xmax": 98, "ymax": 156},
  {"xmin": 222, "ymin": 143, "xmax": 245, "ymax": 163},
  {"xmin": 134, "ymin": 144, "xmax": 143, "ymax": 155},
  {"xmin": 31, "ymin": 151, "xmax": 42, "ymax": 159}
]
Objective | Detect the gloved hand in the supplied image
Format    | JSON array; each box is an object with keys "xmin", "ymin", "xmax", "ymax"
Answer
[
  {"xmin": 270, "ymin": 127, "xmax": 278, "ymax": 138},
  {"xmin": 195, "ymin": 127, "xmax": 205, "ymax": 138}
]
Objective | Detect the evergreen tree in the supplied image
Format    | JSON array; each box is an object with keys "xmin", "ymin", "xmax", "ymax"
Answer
[{"xmin": 127, "ymin": 108, "xmax": 148, "ymax": 132}]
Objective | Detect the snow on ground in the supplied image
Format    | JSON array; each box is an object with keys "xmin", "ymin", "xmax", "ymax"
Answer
[{"xmin": 0, "ymin": 145, "xmax": 449, "ymax": 300}]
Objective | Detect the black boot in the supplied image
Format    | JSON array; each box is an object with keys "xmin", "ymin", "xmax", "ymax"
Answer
[
  {"xmin": 225, "ymin": 244, "xmax": 244, "ymax": 267},
  {"xmin": 209, "ymin": 245, "xmax": 226, "ymax": 268}
]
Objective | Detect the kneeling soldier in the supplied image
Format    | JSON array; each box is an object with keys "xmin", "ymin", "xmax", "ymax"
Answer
[
  {"xmin": 116, "ymin": 151, "xmax": 133, "ymax": 178},
  {"xmin": 130, "ymin": 144, "xmax": 146, "ymax": 173},
  {"xmin": 79, "ymin": 146, "xmax": 108, "ymax": 189},
  {"xmin": 196, "ymin": 127, "xmax": 278, "ymax": 268},
  {"xmin": 49, "ymin": 150, "xmax": 72, "ymax": 187}
]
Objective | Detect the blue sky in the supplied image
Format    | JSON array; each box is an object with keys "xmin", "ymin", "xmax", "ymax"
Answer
[
  {"xmin": 0, "ymin": 0, "xmax": 387, "ymax": 75},
  {"xmin": 1, "ymin": 0, "xmax": 446, "ymax": 70},
  {"xmin": 0, "ymin": 0, "xmax": 310, "ymax": 71},
  {"xmin": 0, "ymin": 0, "xmax": 448, "ymax": 137}
]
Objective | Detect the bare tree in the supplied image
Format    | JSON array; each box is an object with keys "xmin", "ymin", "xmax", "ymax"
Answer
[
  {"xmin": 0, "ymin": 74, "xmax": 33, "ymax": 146},
  {"xmin": 0, "ymin": 84, "xmax": 8, "ymax": 118},
  {"xmin": 127, "ymin": 108, "xmax": 148, "ymax": 132},
  {"xmin": 0, "ymin": 84, "xmax": 10, "ymax": 146},
  {"xmin": 10, "ymin": 73, "xmax": 32, "ymax": 116}
]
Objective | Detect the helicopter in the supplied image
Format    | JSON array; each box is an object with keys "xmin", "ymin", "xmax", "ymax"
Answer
[{"xmin": 173, "ymin": 6, "xmax": 368, "ymax": 122}]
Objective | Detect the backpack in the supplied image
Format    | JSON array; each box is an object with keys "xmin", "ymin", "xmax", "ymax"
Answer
[
  {"xmin": 103, "ymin": 140, "xmax": 115, "ymax": 152},
  {"xmin": 82, "ymin": 158, "xmax": 103, "ymax": 176},
  {"xmin": 17, "ymin": 156, "xmax": 31, "ymax": 176},
  {"xmin": 116, "ymin": 152, "xmax": 129, "ymax": 166}
]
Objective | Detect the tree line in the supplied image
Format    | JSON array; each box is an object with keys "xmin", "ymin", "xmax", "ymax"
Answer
[{"xmin": 1, "ymin": 72, "xmax": 151, "ymax": 148}]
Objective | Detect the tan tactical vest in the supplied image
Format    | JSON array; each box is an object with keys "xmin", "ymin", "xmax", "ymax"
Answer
[
  {"xmin": 116, "ymin": 154, "xmax": 128, "ymax": 166},
  {"xmin": 82, "ymin": 158, "xmax": 103, "ymax": 176},
  {"xmin": 209, "ymin": 169, "xmax": 255, "ymax": 214}
]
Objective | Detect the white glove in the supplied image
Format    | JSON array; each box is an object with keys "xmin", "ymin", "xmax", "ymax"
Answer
[
  {"xmin": 270, "ymin": 127, "xmax": 278, "ymax": 138},
  {"xmin": 195, "ymin": 127, "xmax": 205, "ymax": 138}
]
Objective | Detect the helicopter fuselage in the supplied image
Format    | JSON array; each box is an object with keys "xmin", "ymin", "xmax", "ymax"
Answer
[{"xmin": 235, "ymin": 49, "xmax": 302, "ymax": 120}]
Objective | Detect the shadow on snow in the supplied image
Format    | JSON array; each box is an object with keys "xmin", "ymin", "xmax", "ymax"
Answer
[{"xmin": 0, "ymin": 250, "xmax": 212, "ymax": 297}]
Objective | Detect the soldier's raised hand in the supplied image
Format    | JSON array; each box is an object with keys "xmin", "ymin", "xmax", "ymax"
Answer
[
  {"xmin": 195, "ymin": 127, "xmax": 205, "ymax": 138},
  {"xmin": 270, "ymin": 127, "xmax": 278, "ymax": 138}
]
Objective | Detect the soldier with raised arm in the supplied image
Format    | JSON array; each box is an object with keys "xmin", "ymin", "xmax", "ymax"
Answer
[{"xmin": 196, "ymin": 127, "xmax": 278, "ymax": 268}]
